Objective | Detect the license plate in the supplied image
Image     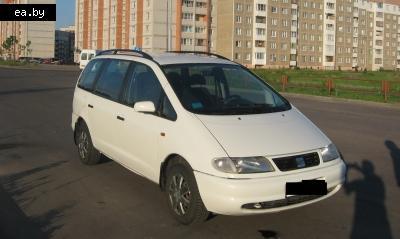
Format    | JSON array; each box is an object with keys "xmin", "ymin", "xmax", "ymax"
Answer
[{"xmin": 286, "ymin": 180, "xmax": 327, "ymax": 196}]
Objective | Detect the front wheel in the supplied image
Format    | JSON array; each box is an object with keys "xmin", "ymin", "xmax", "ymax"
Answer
[
  {"xmin": 76, "ymin": 122, "xmax": 101, "ymax": 165},
  {"xmin": 165, "ymin": 160, "xmax": 209, "ymax": 225}
]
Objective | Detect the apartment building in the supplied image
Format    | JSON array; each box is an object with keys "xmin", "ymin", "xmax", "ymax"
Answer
[
  {"xmin": 217, "ymin": 0, "xmax": 400, "ymax": 70},
  {"xmin": 75, "ymin": 0, "xmax": 400, "ymax": 70},
  {"xmin": 75, "ymin": 0, "xmax": 216, "ymax": 53},
  {"xmin": 0, "ymin": 0, "xmax": 55, "ymax": 59}
]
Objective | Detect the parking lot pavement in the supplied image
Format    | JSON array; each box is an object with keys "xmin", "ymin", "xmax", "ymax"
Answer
[{"xmin": 0, "ymin": 67, "xmax": 399, "ymax": 239}]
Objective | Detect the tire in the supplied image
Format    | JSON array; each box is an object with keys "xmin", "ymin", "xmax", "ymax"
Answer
[
  {"xmin": 76, "ymin": 121, "xmax": 101, "ymax": 165},
  {"xmin": 165, "ymin": 159, "xmax": 209, "ymax": 225}
]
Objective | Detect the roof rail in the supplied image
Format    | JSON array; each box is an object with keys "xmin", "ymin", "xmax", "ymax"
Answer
[
  {"xmin": 167, "ymin": 51, "xmax": 230, "ymax": 61},
  {"xmin": 97, "ymin": 49, "xmax": 153, "ymax": 60}
]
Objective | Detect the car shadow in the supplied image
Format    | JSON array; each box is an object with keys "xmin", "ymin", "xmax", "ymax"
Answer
[
  {"xmin": 344, "ymin": 159, "xmax": 392, "ymax": 239},
  {"xmin": 385, "ymin": 140, "xmax": 400, "ymax": 187},
  {"xmin": 0, "ymin": 160, "xmax": 73, "ymax": 239},
  {"xmin": 258, "ymin": 230, "xmax": 280, "ymax": 239}
]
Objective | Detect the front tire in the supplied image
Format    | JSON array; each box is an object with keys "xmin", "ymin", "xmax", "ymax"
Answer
[
  {"xmin": 76, "ymin": 122, "xmax": 101, "ymax": 165},
  {"xmin": 165, "ymin": 159, "xmax": 209, "ymax": 225}
]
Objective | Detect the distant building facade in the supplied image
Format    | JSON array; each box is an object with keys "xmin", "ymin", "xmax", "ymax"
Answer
[
  {"xmin": 75, "ymin": 0, "xmax": 400, "ymax": 70},
  {"xmin": 74, "ymin": 0, "xmax": 216, "ymax": 53},
  {"xmin": 55, "ymin": 27, "xmax": 75, "ymax": 63},
  {"xmin": 0, "ymin": 0, "xmax": 56, "ymax": 59}
]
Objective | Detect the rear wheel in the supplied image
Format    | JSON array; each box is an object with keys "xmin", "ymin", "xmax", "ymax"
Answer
[
  {"xmin": 165, "ymin": 159, "xmax": 209, "ymax": 225},
  {"xmin": 76, "ymin": 122, "xmax": 101, "ymax": 165}
]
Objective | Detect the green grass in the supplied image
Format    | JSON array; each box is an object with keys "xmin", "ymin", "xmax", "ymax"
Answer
[{"xmin": 252, "ymin": 68, "xmax": 400, "ymax": 103}]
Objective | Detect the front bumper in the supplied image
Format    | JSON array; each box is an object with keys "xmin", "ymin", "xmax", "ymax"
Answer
[{"xmin": 194, "ymin": 159, "xmax": 346, "ymax": 215}]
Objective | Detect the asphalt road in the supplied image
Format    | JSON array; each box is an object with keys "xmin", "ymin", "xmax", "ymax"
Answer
[{"xmin": 0, "ymin": 67, "xmax": 399, "ymax": 239}]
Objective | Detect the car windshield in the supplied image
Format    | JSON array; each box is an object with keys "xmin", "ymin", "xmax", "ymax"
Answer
[{"xmin": 162, "ymin": 64, "xmax": 291, "ymax": 115}]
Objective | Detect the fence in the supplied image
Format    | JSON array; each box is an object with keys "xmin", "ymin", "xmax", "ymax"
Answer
[{"xmin": 272, "ymin": 75, "xmax": 400, "ymax": 103}]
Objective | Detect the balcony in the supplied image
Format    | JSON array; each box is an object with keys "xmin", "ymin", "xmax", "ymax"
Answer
[
  {"xmin": 353, "ymin": 52, "xmax": 358, "ymax": 57},
  {"xmin": 255, "ymin": 40, "xmax": 266, "ymax": 48},
  {"xmin": 255, "ymin": 16, "xmax": 266, "ymax": 24},
  {"xmin": 290, "ymin": 60, "xmax": 297, "ymax": 66},
  {"xmin": 291, "ymin": 48, "xmax": 297, "ymax": 54},
  {"xmin": 291, "ymin": 37, "xmax": 297, "ymax": 43}
]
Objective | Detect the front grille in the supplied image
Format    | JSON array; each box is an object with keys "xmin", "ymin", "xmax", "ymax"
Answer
[{"xmin": 272, "ymin": 152, "xmax": 320, "ymax": 171}]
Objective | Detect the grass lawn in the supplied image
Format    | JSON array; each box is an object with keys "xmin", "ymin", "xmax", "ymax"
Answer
[{"xmin": 252, "ymin": 69, "xmax": 400, "ymax": 103}]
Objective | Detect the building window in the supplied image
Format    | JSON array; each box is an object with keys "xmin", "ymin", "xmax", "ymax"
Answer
[
  {"xmin": 235, "ymin": 16, "xmax": 242, "ymax": 23},
  {"xmin": 235, "ymin": 41, "xmax": 242, "ymax": 47},
  {"xmin": 255, "ymin": 52, "xmax": 265, "ymax": 59},
  {"xmin": 182, "ymin": 38, "xmax": 193, "ymax": 45},
  {"xmin": 257, "ymin": 4, "xmax": 266, "ymax": 11},
  {"xmin": 182, "ymin": 25, "xmax": 193, "ymax": 32}
]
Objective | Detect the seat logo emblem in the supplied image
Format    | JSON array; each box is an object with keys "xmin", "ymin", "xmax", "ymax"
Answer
[{"xmin": 296, "ymin": 157, "xmax": 306, "ymax": 168}]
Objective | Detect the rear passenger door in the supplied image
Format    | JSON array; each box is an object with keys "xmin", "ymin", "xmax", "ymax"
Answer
[{"xmin": 89, "ymin": 59, "xmax": 132, "ymax": 158}]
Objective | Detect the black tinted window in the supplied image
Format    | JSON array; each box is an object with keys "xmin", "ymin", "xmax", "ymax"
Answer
[
  {"xmin": 94, "ymin": 60, "xmax": 131, "ymax": 101},
  {"xmin": 124, "ymin": 63, "xmax": 162, "ymax": 108},
  {"xmin": 78, "ymin": 60, "xmax": 104, "ymax": 90},
  {"xmin": 161, "ymin": 96, "xmax": 177, "ymax": 120},
  {"xmin": 81, "ymin": 53, "xmax": 87, "ymax": 60}
]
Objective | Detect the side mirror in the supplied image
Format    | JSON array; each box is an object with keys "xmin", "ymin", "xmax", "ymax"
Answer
[{"xmin": 134, "ymin": 101, "xmax": 156, "ymax": 113}]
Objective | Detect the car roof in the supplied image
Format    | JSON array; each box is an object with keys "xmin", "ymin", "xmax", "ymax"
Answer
[
  {"xmin": 151, "ymin": 52, "xmax": 237, "ymax": 66},
  {"xmin": 95, "ymin": 50, "xmax": 238, "ymax": 66}
]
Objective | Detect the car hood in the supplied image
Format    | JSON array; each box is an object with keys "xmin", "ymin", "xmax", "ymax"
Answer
[{"xmin": 195, "ymin": 108, "xmax": 330, "ymax": 157}]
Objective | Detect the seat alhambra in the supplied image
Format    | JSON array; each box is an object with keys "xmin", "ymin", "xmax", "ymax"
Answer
[{"xmin": 72, "ymin": 50, "xmax": 347, "ymax": 225}]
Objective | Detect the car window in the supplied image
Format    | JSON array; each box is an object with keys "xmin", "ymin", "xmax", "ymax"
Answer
[
  {"xmin": 161, "ymin": 95, "xmax": 177, "ymax": 120},
  {"xmin": 124, "ymin": 63, "xmax": 162, "ymax": 108},
  {"xmin": 81, "ymin": 53, "xmax": 87, "ymax": 60},
  {"xmin": 163, "ymin": 64, "xmax": 291, "ymax": 115},
  {"xmin": 78, "ymin": 59, "xmax": 105, "ymax": 91},
  {"xmin": 94, "ymin": 60, "xmax": 131, "ymax": 101},
  {"xmin": 89, "ymin": 54, "xmax": 95, "ymax": 60}
]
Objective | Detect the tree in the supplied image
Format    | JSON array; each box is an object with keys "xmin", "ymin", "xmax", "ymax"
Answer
[
  {"xmin": 26, "ymin": 40, "xmax": 32, "ymax": 58},
  {"xmin": 2, "ymin": 38, "xmax": 12, "ymax": 60},
  {"xmin": 2, "ymin": 36, "xmax": 18, "ymax": 61}
]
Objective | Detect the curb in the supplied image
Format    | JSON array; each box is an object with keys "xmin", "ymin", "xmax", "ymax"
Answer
[{"xmin": 282, "ymin": 92, "xmax": 400, "ymax": 109}]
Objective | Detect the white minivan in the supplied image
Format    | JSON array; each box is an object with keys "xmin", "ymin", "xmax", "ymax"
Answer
[
  {"xmin": 79, "ymin": 49, "xmax": 100, "ymax": 69},
  {"xmin": 72, "ymin": 50, "xmax": 346, "ymax": 225}
]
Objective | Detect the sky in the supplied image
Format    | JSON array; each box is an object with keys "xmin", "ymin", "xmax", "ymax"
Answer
[{"xmin": 56, "ymin": 0, "xmax": 75, "ymax": 29}]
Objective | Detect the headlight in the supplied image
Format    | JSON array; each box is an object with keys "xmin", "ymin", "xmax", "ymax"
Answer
[
  {"xmin": 212, "ymin": 157, "xmax": 275, "ymax": 174},
  {"xmin": 321, "ymin": 144, "xmax": 340, "ymax": 162}
]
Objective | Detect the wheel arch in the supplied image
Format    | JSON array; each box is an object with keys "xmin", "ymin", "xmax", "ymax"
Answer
[{"xmin": 159, "ymin": 154, "xmax": 192, "ymax": 191}]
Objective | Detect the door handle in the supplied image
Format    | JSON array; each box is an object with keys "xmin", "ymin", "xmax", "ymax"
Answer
[
  {"xmin": 88, "ymin": 104, "xmax": 94, "ymax": 108},
  {"xmin": 117, "ymin": 116, "xmax": 125, "ymax": 121}
]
